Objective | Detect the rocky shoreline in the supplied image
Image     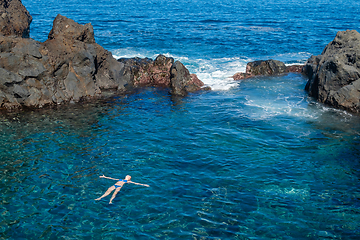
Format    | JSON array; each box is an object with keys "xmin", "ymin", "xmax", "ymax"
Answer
[
  {"xmin": 0, "ymin": 0, "xmax": 205, "ymax": 110},
  {"xmin": 1, "ymin": 0, "xmax": 360, "ymax": 113}
]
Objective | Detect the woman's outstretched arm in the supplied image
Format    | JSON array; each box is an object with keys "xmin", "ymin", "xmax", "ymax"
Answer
[
  {"xmin": 128, "ymin": 181, "xmax": 150, "ymax": 187},
  {"xmin": 99, "ymin": 175, "xmax": 119, "ymax": 181}
]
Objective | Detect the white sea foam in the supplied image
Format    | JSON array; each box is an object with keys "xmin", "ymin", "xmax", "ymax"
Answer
[
  {"xmin": 242, "ymin": 93, "xmax": 325, "ymax": 122},
  {"xmin": 262, "ymin": 185, "xmax": 310, "ymax": 200},
  {"xmin": 187, "ymin": 57, "xmax": 249, "ymax": 91},
  {"xmin": 112, "ymin": 48, "xmax": 158, "ymax": 59},
  {"xmin": 111, "ymin": 49, "xmax": 348, "ymax": 122}
]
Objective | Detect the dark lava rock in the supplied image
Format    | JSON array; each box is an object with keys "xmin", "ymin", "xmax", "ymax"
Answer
[
  {"xmin": 118, "ymin": 54, "xmax": 174, "ymax": 87},
  {"xmin": 0, "ymin": 14, "xmax": 128, "ymax": 109},
  {"xmin": 119, "ymin": 56, "xmax": 206, "ymax": 96},
  {"xmin": 170, "ymin": 61, "xmax": 205, "ymax": 96},
  {"xmin": 0, "ymin": 36, "xmax": 48, "ymax": 109},
  {"xmin": 286, "ymin": 65, "xmax": 304, "ymax": 73},
  {"xmin": 247, "ymin": 59, "xmax": 287, "ymax": 76},
  {"xmin": 232, "ymin": 59, "xmax": 303, "ymax": 80},
  {"xmin": 0, "ymin": 1, "xmax": 206, "ymax": 110},
  {"xmin": 304, "ymin": 30, "xmax": 360, "ymax": 113},
  {"xmin": 0, "ymin": 0, "xmax": 32, "ymax": 38},
  {"xmin": 42, "ymin": 14, "xmax": 128, "ymax": 96}
]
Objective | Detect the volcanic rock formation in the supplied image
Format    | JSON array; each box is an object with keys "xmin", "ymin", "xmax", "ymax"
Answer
[
  {"xmin": 304, "ymin": 30, "xmax": 360, "ymax": 113},
  {"xmin": 118, "ymin": 55, "xmax": 205, "ymax": 96},
  {"xmin": 0, "ymin": 0, "xmax": 32, "ymax": 38},
  {"xmin": 0, "ymin": 14, "xmax": 128, "ymax": 109},
  {"xmin": 0, "ymin": 0, "xmax": 205, "ymax": 110},
  {"xmin": 232, "ymin": 59, "xmax": 303, "ymax": 80}
]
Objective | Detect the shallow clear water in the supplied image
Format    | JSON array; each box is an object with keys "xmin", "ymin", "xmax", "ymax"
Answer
[{"xmin": 2, "ymin": 0, "xmax": 360, "ymax": 239}]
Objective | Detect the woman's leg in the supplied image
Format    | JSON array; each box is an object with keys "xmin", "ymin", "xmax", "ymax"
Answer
[
  {"xmin": 95, "ymin": 186, "xmax": 115, "ymax": 200},
  {"xmin": 109, "ymin": 187, "xmax": 122, "ymax": 204}
]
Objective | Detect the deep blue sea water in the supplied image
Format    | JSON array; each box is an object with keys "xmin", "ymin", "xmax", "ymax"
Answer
[{"xmin": 1, "ymin": 0, "xmax": 360, "ymax": 239}]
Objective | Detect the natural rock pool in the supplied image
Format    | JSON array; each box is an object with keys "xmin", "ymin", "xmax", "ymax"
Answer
[
  {"xmin": 2, "ymin": 0, "xmax": 360, "ymax": 238},
  {"xmin": 2, "ymin": 75, "xmax": 360, "ymax": 239}
]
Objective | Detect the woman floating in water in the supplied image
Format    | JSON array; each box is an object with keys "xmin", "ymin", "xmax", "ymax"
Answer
[{"xmin": 95, "ymin": 175, "xmax": 150, "ymax": 204}]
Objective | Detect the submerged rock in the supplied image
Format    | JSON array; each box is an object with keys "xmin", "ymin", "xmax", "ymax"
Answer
[
  {"xmin": 304, "ymin": 30, "xmax": 360, "ymax": 113},
  {"xmin": 232, "ymin": 59, "xmax": 304, "ymax": 80}
]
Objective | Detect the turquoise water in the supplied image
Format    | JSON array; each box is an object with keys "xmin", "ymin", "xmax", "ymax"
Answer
[{"xmin": 2, "ymin": 0, "xmax": 360, "ymax": 239}]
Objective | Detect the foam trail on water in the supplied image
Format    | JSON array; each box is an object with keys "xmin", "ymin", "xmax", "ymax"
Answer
[{"xmin": 112, "ymin": 48, "xmax": 158, "ymax": 59}]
